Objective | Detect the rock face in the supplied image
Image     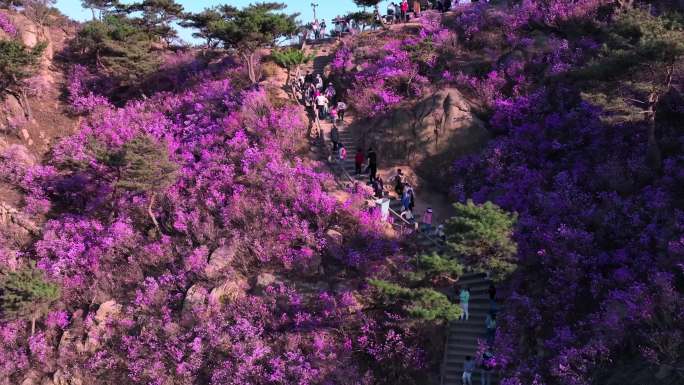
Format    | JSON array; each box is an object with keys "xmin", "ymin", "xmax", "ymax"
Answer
[
  {"xmin": 354, "ymin": 88, "xmax": 489, "ymax": 188},
  {"xmin": 209, "ymin": 275, "xmax": 250, "ymax": 305},
  {"xmin": 84, "ymin": 300, "xmax": 122, "ymax": 352},
  {"xmin": 0, "ymin": 10, "xmax": 79, "ymax": 154},
  {"xmin": 205, "ymin": 241, "xmax": 236, "ymax": 280}
]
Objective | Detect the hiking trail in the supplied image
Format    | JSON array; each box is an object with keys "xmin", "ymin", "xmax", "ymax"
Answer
[{"xmin": 278, "ymin": 28, "xmax": 501, "ymax": 385}]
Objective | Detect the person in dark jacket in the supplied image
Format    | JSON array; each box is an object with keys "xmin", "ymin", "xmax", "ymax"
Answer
[
  {"xmin": 366, "ymin": 147, "xmax": 377, "ymax": 182},
  {"xmin": 354, "ymin": 148, "xmax": 365, "ymax": 175},
  {"xmin": 330, "ymin": 125, "xmax": 340, "ymax": 151},
  {"xmin": 488, "ymin": 283, "xmax": 497, "ymax": 314}
]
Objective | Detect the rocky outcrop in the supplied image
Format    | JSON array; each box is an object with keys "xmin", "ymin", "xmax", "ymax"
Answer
[
  {"xmin": 205, "ymin": 241, "xmax": 236, "ymax": 280},
  {"xmin": 354, "ymin": 87, "xmax": 489, "ymax": 189},
  {"xmin": 0, "ymin": 10, "xmax": 79, "ymax": 154},
  {"xmin": 0, "ymin": 201, "xmax": 39, "ymax": 235}
]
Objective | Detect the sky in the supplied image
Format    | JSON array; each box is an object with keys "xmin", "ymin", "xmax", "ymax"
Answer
[{"xmin": 54, "ymin": 0, "xmax": 395, "ymax": 43}]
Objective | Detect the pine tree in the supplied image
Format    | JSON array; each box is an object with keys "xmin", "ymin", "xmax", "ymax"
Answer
[
  {"xmin": 1, "ymin": 262, "xmax": 60, "ymax": 335},
  {"xmin": 115, "ymin": 134, "xmax": 178, "ymax": 231},
  {"xmin": 178, "ymin": 7, "xmax": 222, "ymax": 48},
  {"xmin": 353, "ymin": 0, "xmax": 381, "ymax": 9},
  {"xmin": 23, "ymin": 0, "xmax": 57, "ymax": 26},
  {"xmin": 0, "ymin": 39, "xmax": 46, "ymax": 119},
  {"xmin": 573, "ymin": 9, "xmax": 684, "ymax": 170},
  {"xmin": 205, "ymin": 3, "xmax": 298, "ymax": 84},
  {"xmin": 271, "ymin": 48, "xmax": 314, "ymax": 100},
  {"xmin": 445, "ymin": 200, "xmax": 518, "ymax": 282},
  {"xmin": 369, "ymin": 279, "xmax": 462, "ymax": 322},
  {"xmin": 368, "ymin": 252, "xmax": 465, "ymax": 322},
  {"xmin": 74, "ymin": 14, "xmax": 161, "ymax": 89},
  {"xmin": 127, "ymin": 0, "xmax": 183, "ymax": 42},
  {"xmin": 81, "ymin": 0, "xmax": 120, "ymax": 20}
]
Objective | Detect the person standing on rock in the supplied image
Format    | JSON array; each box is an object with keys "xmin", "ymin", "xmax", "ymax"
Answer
[
  {"xmin": 400, "ymin": 0, "xmax": 409, "ymax": 22},
  {"xmin": 459, "ymin": 286, "xmax": 470, "ymax": 321},
  {"xmin": 413, "ymin": 0, "xmax": 421, "ymax": 17},
  {"xmin": 366, "ymin": 147, "xmax": 378, "ymax": 182},
  {"xmin": 462, "ymin": 356, "xmax": 475, "ymax": 385},
  {"xmin": 355, "ymin": 148, "xmax": 365, "ymax": 175},
  {"xmin": 387, "ymin": 2, "xmax": 396, "ymax": 23},
  {"xmin": 312, "ymin": 19, "xmax": 321, "ymax": 40}
]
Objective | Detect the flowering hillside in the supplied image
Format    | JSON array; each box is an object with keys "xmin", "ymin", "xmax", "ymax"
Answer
[
  {"xmin": 0, "ymin": 48, "xmax": 438, "ymax": 384},
  {"xmin": 333, "ymin": 1, "xmax": 684, "ymax": 384}
]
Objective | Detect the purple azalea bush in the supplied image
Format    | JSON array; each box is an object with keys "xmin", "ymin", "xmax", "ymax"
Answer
[{"xmin": 0, "ymin": 53, "xmax": 434, "ymax": 384}]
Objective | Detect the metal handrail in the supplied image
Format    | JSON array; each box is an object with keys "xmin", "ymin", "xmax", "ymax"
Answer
[{"xmin": 333, "ymin": 155, "xmax": 442, "ymax": 248}]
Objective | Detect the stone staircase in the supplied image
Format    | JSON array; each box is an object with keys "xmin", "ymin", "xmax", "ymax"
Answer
[
  {"xmin": 300, "ymin": 38, "xmax": 499, "ymax": 385},
  {"xmin": 442, "ymin": 272, "xmax": 498, "ymax": 385}
]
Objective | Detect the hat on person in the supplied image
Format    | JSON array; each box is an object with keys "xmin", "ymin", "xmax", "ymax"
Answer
[{"xmin": 427, "ymin": 208, "xmax": 433, "ymax": 213}]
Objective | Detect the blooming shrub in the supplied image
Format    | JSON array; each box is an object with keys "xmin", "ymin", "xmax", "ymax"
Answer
[
  {"xmin": 0, "ymin": 11, "xmax": 17, "ymax": 37},
  {"xmin": 0, "ymin": 51, "xmax": 431, "ymax": 384},
  {"xmin": 446, "ymin": 2, "xmax": 684, "ymax": 384},
  {"xmin": 331, "ymin": 17, "xmax": 458, "ymax": 119}
]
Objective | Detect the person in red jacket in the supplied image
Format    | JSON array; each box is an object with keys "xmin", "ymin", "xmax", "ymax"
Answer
[
  {"xmin": 400, "ymin": 0, "xmax": 409, "ymax": 22},
  {"xmin": 354, "ymin": 148, "xmax": 365, "ymax": 175}
]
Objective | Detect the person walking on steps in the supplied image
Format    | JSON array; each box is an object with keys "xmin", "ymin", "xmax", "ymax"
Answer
[
  {"xmin": 392, "ymin": 169, "xmax": 405, "ymax": 197},
  {"xmin": 330, "ymin": 124, "xmax": 340, "ymax": 151},
  {"xmin": 370, "ymin": 176, "xmax": 384, "ymax": 198},
  {"xmin": 422, "ymin": 207, "xmax": 433, "ymax": 233},
  {"xmin": 480, "ymin": 350, "xmax": 494, "ymax": 385},
  {"xmin": 338, "ymin": 143, "xmax": 347, "ymax": 162},
  {"xmin": 488, "ymin": 283, "xmax": 497, "ymax": 314},
  {"xmin": 355, "ymin": 148, "xmax": 365, "ymax": 175},
  {"xmin": 325, "ymin": 83, "xmax": 336, "ymax": 101},
  {"xmin": 406, "ymin": 184, "xmax": 415, "ymax": 212},
  {"xmin": 462, "ymin": 356, "xmax": 475, "ymax": 385},
  {"xmin": 459, "ymin": 286, "xmax": 470, "ymax": 321},
  {"xmin": 315, "ymin": 74, "xmax": 324, "ymax": 90},
  {"xmin": 401, "ymin": 185, "xmax": 412, "ymax": 212},
  {"xmin": 485, "ymin": 312, "xmax": 497, "ymax": 345},
  {"xmin": 316, "ymin": 93, "xmax": 329, "ymax": 119},
  {"xmin": 336, "ymin": 100, "xmax": 347, "ymax": 123},
  {"xmin": 366, "ymin": 147, "xmax": 378, "ymax": 182}
]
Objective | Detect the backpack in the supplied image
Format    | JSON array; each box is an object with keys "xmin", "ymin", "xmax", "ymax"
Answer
[{"xmin": 339, "ymin": 147, "xmax": 347, "ymax": 160}]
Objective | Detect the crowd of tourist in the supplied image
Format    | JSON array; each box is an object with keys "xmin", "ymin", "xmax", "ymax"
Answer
[{"xmin": 299, "ymin": 0, "xmax": 458, "ymax": 43}]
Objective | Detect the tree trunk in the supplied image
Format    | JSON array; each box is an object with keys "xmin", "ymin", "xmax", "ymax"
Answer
[
  {"xmin": 31, "ymin": 315, "xmax": 36, "ymax": 336},
  {"xmin": 645, "ymin": 108, "xmax": 661, "ymax": 171},
  {"xmin": 20, "ymin": 89, "xmax": 32, "ymax": 120},
  {"xmin": 148, "ymin": 192, "xmax": 160, "ymax": 232},
  {"xmin": 243, "ymin": 52, "xmax": 257, "ymax": 84}
]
